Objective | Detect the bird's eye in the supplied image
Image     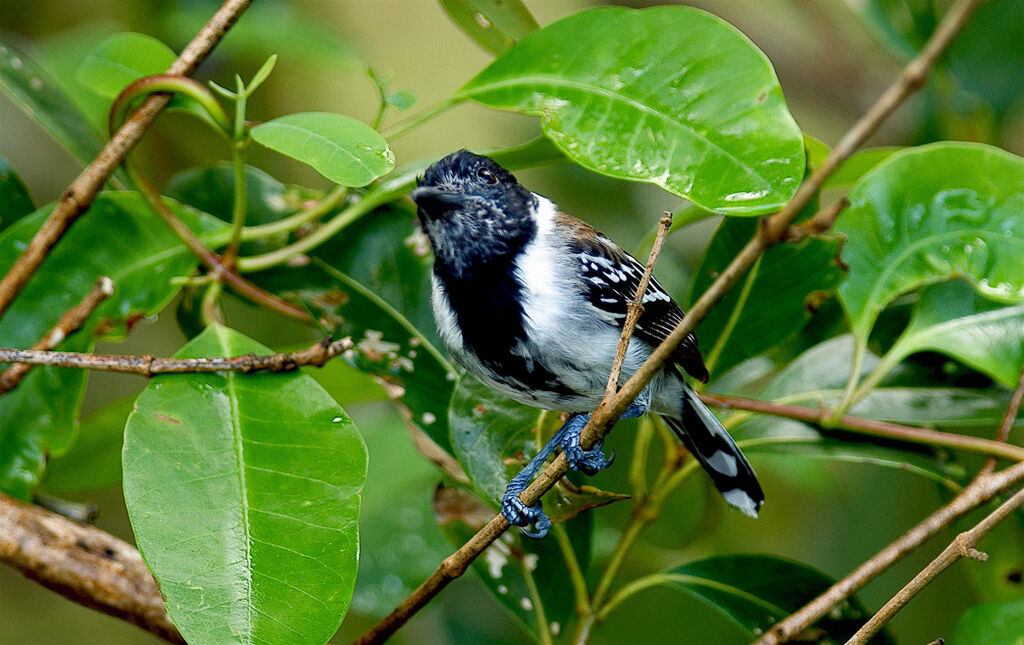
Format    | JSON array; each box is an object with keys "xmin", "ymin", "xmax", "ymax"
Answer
[{"xmin": 476, "ymin": 167, "xmax": 497, "ymax": 185}]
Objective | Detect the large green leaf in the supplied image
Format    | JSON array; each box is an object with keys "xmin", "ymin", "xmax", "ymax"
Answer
[
  {"xmin": 837, "ymin": 142, "xmax": 1024, "ymax": 351},
  {"xmin": 0, "ymin": 192, "xmax": 228, "ymax": 498},
  {"xmin": 0, "ymin": 39, "xmax": 111, "ymax": 168},
  {"xmin": 255, "ymin": 204, "xmax": 457, "ymax": 454},
  {"xmin": 435, "ymin": 483, "xmax": 591, "ymax": 641},
  {"xmin": 953, "ymin": 597, "xmax": 1024, "ymax": 645},
  {"xmin": 663, "ymin": 554, "xmax": 893, "ymax": 643},
  {"xmin": 459, "ymin": 6, "xmax": 805, "ymax": 215},
  {"xmin": 250, "ymin": 112, "xmax": 395, "ymax": 187},
  {"xmin": 884, "ymin": 279, "xmax": 1024, "ymax": 387},
  {"xmin": 0, "ymin": 153, "xmax": 35, "ymax": 231},
  {"xmin": 689, "ymin": 216, "xmax": 845, "ymax": 376},
  {"xmin": 440, "ymin": 0, "xmax": 539, "ymax": 55},
  {"xmin": 75, "ymin": 32, "xmax": 176, "ymax": 99},
  {"xmin": 123, "ymin": 324, "xmax": 366, "ymax": 645}
]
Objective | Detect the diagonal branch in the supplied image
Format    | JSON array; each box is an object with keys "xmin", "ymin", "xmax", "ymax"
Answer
[
  {"xmin": 0, "ymin": 276, "xmax": 113, "ymax": 394},
  {"xmin": 0, "ymin": 0, "xmax": 253, "ymax": 323},
  {"xmin": 353, "ymin": 1, "xmax": 985, "ymax": 642}
]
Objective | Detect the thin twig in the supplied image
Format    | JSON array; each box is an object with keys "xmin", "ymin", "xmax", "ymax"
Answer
[
  {"xmin": 701, "ymin": 392, "xmax": 1024, "ymax": 462},
  {"xmin": 753, "ymin": 363, "xmax": 1024, "ymax": 645},
  {"xmin": 846, "ymin": 485, "xmax": 1024, "ymax": 644},
  {"xmin": 0, "ymin": 492, "xmax": 183, "ymax": 644},
  {"xmin": 354, "ymin": 1, "xmax": 981, "ymax": 641},
  {"xmin": 604, "ymin": 213, "xmax": 673, "ymax": 399},
  {"xmin": 0, "ymin": 276, "xmax": 113, "ymax": 393},
  {"xmin": 784, "ymin": 198, "xmax": 849, "ymax": 242},
  {"xmin": 0, "ymin": 337, "xmax": 353, "ymax": 376},
  {"xmin": 982, "ymin": 365, "xmax": 1024, "ymax": 473},
  {"xmin": 0, "ymin": 0, "xmax": 253, "ymax": 322}
]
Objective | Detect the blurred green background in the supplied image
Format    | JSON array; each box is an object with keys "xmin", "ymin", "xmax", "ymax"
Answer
[{"xmin": 1, "ymin": 1, "xmax": 1022, "ymax": 643}]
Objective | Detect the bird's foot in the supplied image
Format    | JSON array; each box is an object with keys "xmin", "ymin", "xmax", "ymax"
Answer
[
  {"xmin": 501, "ymin": 478, "xmax": 551, "ymax": 539},
  {"xmin": 559, "ymin": 414, "xmax": 614, "ymax": 475}
]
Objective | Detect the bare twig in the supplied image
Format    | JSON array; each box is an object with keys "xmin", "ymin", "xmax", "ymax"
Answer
[
  {"xmin": 354, "ymin": 1, "xmax": 982, "ymax": 641},
  {"xmin": 846, "ymin": 485, "xmax": 1024, "ymax": 644},
  {"xmin": 753, "ymin": 364, "xmax": 1024, "ymax": 645},
  {"xmin": 0, "ymin": 276, "xmax": 113, "ymax": 393},
  {"xmin": 701, "ymin": 392, "xmax": 1024, "ymax": 462},
  {"xmin": 0, "ymin": 492, "xmax": 183, "ymax": 644},
  {"xmin": 0, "ymin": 337, "xmax": 353, "ymax": 376},
  {"xmin": 0, "ymin": 0, "xmax": 253, "ymax": 322},
  {"xmin": 604, "ymin": 213, "xmax": 673, "ymax": 399},
  {"xmin": 784, "ymin": 198, "xmax": 849, "ymax": 242}
]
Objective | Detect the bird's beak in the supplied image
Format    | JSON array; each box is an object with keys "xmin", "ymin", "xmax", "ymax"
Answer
[{"xmin": 411, "ymin": 186, "xmax": 464, "ymax": 214}]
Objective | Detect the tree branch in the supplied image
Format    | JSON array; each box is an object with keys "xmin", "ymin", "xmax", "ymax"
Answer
[
  {"xmin": 0, "ymin": 337, "xmax": 353, "ymax": 376},
  {"xmin": 0, "ymin": 276, "xmax": 113, "ymax": 394},
  {"xmin": 354, "ymin": 1, "xmax": 983, "ymax": 641},
  {"xmin": 0, "ymin": 492, "xmax": 183, "ymax": 644},
  {"xmin": 0, "ymin": 0, "xmax": 253, "ymax": 323},
  {"xmin": 701, "ymin": 392, "xmax": 1024, "ymax": 462}
]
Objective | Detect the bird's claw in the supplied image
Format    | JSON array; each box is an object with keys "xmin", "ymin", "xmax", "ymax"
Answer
[
  {"xmin": 502, "ymin": 488, "xmax": 551, "ymax": 539},
  {"xmin": 562, "ymin": 435, "xmax": 614, "ymax": 475}
]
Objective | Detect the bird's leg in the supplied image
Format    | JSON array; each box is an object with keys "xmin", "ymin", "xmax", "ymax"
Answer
[{"xmin": 502, "ymin": 403, "xmax": 646, "ymax": 538}]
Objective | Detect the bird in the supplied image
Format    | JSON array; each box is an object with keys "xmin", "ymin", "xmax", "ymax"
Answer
[{"xmin": 411, "ymin": 150, "xmax": 763, "ymax": 538}]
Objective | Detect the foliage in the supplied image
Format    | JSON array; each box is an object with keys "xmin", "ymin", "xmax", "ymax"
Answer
[{"xmin": 1, "ymin": 2, "xmax": 1022, "ymax": 644}]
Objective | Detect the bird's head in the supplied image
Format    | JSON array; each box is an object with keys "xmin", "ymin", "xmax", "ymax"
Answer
[{"xmin": 412, "ymin": 151, "xmax": 538, "ymax": 276}]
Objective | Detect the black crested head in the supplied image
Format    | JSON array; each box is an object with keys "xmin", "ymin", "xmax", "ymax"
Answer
[{"xmin": 412, "ymin": 150, "xmax": 538, "ymax": 278}]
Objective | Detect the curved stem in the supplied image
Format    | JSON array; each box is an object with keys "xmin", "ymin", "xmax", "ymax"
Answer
[
  {"xmin": 380, "ymin": 97, "xmax": 460, "ymax": 141},
  {"xmin": 551, "ymin": 522, "xmax": 591, "ymax": 617},
  {"xmin": 596, "ymin": 573, "xmax": 693, "ymax": 621},
  {"xmin": 222, "ymin": 141, "xmax": 248, "ymax": 264},
  {"xmin": 830, "ymin": 338, "xmax": 867, "ymax": 424},
  {"xmin": 846, "ymin": 340, "xmax": 911, "ymax": 411},
  {"xmin": 240, "ymin": 185, "xmax": 348, "ymax": 241},
  {"xmin": 110, "ymin": 75, "xmax": 232, "ymax": 138},
  {"xmin": 521, "ymin": 553, "xmax": 554, "ymax": 645}
]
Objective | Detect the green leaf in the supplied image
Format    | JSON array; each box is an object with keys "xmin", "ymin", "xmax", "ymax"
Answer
[
  {"xmin": 75, "ymin": 32, "xmax": 176, "ymax": 98},
  {"xmin": 823, "ymin": 146, "xmax": 901, "ymax": 189},
  {"xmin": 663, "ymin": 554, "xmax": 893, "ymax": 643},
  {"xmin": 41, "ymin": 395, "xmax": 134, "ymax": 493},
  {"xmin": 439, "ymin": 0, "xmax": 539, "ymax": 55},
  {"xmin": 251, "ymin": 112, "xmax": 395, "ymax": 187},
  {"xmin": 0, "ymin": 192, "xmax": 228, "ymax": 498},
  {"xmin": 385, "ymin": 90, "xmax": 416, "ymax": 112},
  {"xmin": 435, "ymin": 484, "xmax": 591, "ymax": 640},
  {"xmin": 837, "ymin": 142, "xmax": 1024, "ymax": 352},
  {"xmin": 953, "ymin": 597, "xmax": 1024, "ymax": 645},
  {"xmin": 123, "ymin": 324, "xmax": 366, "ymax": 645},
  {"xmin": 459, "ymin": 6, "xmax": 805, "ymax": 215},
  {"xmin": 886, "ymin": 279, "xmax": 1024, "ymax": 387},
  {"xmin": 0, "ymin": 39, "xmax": 111, "ymax": 168},
  {"xmin": 254, "ymin": 204, "xmax": 457, "ymax": 454},
  {"xmin": 0, "ymin": 153, "xmax": 35, "ymax": 231},
  {"xmin": 689, "ymin": 217, "xmax": 845, "ymax": 376}
]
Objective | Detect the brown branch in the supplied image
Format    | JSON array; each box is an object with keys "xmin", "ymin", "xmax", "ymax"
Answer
[
  {"xmin": 0, "ymin": 0, "xmax": 253, "ymax": 323},
  {"xmin": 784, "ymin": 198, "xmax": 849, "ymax": 242},
  {"xmin": 0, "ymin": 337, "xmax": 353, "ymax": 376},
  {"xmin": 354, "ymin": 1, "xmax": 982, "ymax": 641},
  {"xmin": 753, "ymin": 363, "xmax": 1024, "ymax": 645},
  {"xmin": 0, "ymin": 492, "xmax": 183, "ymax": 644},
  {"xmin": 604, "ymin": 213, "xmax": 673, "ymax": 398},
  {"xmin": 0, "ymin": 276, "xmax": 113, "ymax": 393},
  {"xmin": 846, "ymin": 484, "xmax": 1024, "ymax": 644},
  {"xmin": 701, "ymin": 392, "xmax": 1024, "ymax": 462}
]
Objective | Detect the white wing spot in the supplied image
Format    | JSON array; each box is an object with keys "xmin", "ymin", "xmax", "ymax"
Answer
[
  {"xmin": 722, "ymin": 489, "xmax": 760, "ymax": 518},
  {"xmin": 706, "ymin": 450, "xmax": 739, "ymax": 477}
]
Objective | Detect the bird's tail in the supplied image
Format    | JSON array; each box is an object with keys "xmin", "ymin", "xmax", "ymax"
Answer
[{"xmin": 661, "ymin": 386, "xmax": 764, "ymax": 518}]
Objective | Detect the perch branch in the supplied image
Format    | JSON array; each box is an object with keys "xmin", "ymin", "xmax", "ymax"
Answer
[
  {"xmin": 0, "ymin": 0, "xmax": 253, "ymax": 322},
  {"xmin": 0, "ymin": 492, "xmax": 183, "ymax": 644},
  {"xmin": 0, "ymin": 276, "xmax": 113, "ymax": 394},
  {"xmin": 701, "ymin": 392, "xmax": 1024, "ymax": 462},
  {"xmin": 0, "ymin": 337, "xmax": 353, "ymax": 376},
  {"xmin": 753, "ymin": 363, "xmax": 1024, "ymax": 645},
  {"xmin": 355, "ymin": 1, "xmax": 982, "ymax": 641},
  {"xmin": 846, "ymin": 485, "xmax": 1024, "ymax": 644}
]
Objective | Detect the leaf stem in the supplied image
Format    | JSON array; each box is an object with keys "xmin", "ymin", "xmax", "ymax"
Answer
[
  {"xmin": 551, "ymin": 522, "xmax": 592, "ymax": 616},
  {"xmin": 521, "ymin": 552, "xmax": 554, "ymax": 645},
  {"xmin": 240, "ymin": 185, "xmax": 348, "ymax": 241},
  {"xmin": 222, "ymin": 140, "xmax": 248, "ymax": 264},
  {"xmin": 831, "ymin": 338, "xmax": 867, "ymax": 423},
  {"xmin": 380, "ymin": 97, "xmax": 460, "ymax": 141}
]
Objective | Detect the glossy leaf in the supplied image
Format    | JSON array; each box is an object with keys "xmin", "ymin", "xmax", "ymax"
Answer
[
  {"xmin": 663, "ymin": 554, "xmax": 892, "ymax": 643},
  {"xmin": 0, "ymin": 39, "xmax": 110, "ymax": 167},
  {"xmin": 459, "ymin": 6, "xmax": 805, "ymax": 215},
  {"xmin": 0, "ymin": 153, "xmax": 34, "ymax": 231},
  {"xmin": 886, "ymin": 280, "xmax": 1024, "ymax": 387},
  {"xmin": 75, "ymin": 32, "xmax": 176, "ymax": 98},
  {"xmin": 41, "ymin": 395, "xmax": 134, "ymax": 493},
  {"xmin": 435, "ymin": 484, "xmax": 590, "ymax": 640},
  {"xmin": 440, "ymin": 0, "xmax": 539, "ymax": 55},
  {"xmin": 254, "ymin": 204, "xmax": 457, "ymax": 453},
  {"xmin": 953, "ymin": 597, "xmax": 1024, "ymax": 645},
  {"xmin": 837, "ymin": 143, "xmax": 1024, "ymax": 349},
  {"xmin": 690, "ymin": 217, "xmax": 845, "ymax": 376},
  {"xmin": 123, "ymin": 325, "xmax": 366, "ymax": 645},
  {"xmin": 251, "ymin": 112, "xmax": 395, "ymax": 187},
  {"xmin": 0, "ymin": 193, "xmax": 228, "ymax": 498}
]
